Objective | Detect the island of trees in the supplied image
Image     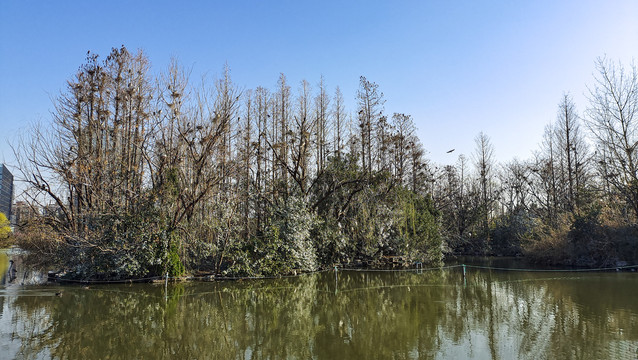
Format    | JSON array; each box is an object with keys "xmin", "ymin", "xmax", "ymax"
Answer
[{"xmin": 9, "ymin": 47, "xmax": 637, "ymax": 280}]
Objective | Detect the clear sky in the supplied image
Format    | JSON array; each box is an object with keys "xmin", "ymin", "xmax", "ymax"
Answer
[{"xmin": 1, "ymin": 0, "xmax": 636, "ymax": 169}]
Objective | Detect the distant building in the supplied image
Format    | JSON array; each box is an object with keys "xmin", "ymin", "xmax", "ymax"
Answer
[
  {"xmin": 0, "ymin": 164, "xmax": 14, "ymax": 219},
  {"xmin": 43, "ymin": 202, "xmax": 64, "ymax": 220},
  {"xmin": 12, "ymin": 201, "xmax": 37, "ymax": 226}
]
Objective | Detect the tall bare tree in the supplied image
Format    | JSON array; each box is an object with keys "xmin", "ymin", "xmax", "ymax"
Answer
[
  {"xmin": 239, "ymin": 90, "xmax": 254, "ymax": 236},
  {"xmin": 152, "ymin": 59, "xmax": 236, "ymax": 232},
  {"xmin": 332, "ymin": 86, "xmax": 346, "ymax": 159},
  {"xmin": 586, "ymin": 58, "xmax": 638, "ymax": 221},
  {"xmin": 275, "ymin": 73, "xmax": 291, "ymax": 194},
  {"xmin": 314, "ymin": 76, "xmax": 330, "ymax": 172},
  {"xmin": 16, "ymin": 47, "xmax": 152, "ymax": 236},
  {"xmin": 214, "ymin": 64, "xmax": 240, "ymax": 185},
  {"xmin": 554, "ymin": 93, "xmax": 589, "ymax": 212},
  {"xmin": 473, "ymin": 132, "xmax": 495, "ymax": 243},
  {"xmin": 357, "ymin": 76, "xmax": 384, "ymax": 175},
  {"xmin": 290, "ymin": 79, "xmax": 313, "ymax": 194},
  {"xmin": 253, "ymin": 86, "xmax": 270, "ymax": 231},
  {"xmin": 390, "ymin": 113, "xmax": 416, "ymax": 185}
]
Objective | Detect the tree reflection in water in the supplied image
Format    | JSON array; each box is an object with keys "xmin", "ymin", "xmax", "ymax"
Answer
[{"xmin": 1, "ymin": 268, "xmax": 637, "ymax": 359}]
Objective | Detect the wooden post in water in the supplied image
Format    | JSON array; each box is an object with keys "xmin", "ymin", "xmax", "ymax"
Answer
[
  {"xmin": 165, "ymin": 272, "xmax": 169, "ymax": 302},
  {"xmin": 462, "ymin": 264, "xmax": 467, "ymax": 287}
]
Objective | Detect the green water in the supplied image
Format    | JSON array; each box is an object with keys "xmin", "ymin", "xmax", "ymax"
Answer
[{"xmin": 1, "ymin": 254, "xmax": 637, "ymax": 359}]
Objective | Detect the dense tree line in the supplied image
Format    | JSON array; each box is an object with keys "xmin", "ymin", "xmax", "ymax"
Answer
[
  {"xmin": 435, "ymin": 58, "xmax": 637, "ymax": 266},
  {"xmin": 14, "ymin": 47, "xmax": 440, "ymax": 279},
  {"xmin": 13, "ymin": 48, "xmax": 637, "ymax": 279}
]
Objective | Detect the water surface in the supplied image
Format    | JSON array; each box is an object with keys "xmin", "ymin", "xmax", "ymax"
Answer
[{"xmin": 1, "ymin": 252, "xmax": 637, "ymax": 359}]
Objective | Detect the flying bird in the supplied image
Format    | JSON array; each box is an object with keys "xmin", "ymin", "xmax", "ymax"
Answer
[{"xmin": 446, "ymin": 149, "xmax": 455, "ymax": 153}]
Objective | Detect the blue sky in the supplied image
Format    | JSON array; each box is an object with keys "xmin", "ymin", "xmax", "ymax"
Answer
[{"xmin": 1, "ymin": 0, "xmax": 636, "ymax": 170}]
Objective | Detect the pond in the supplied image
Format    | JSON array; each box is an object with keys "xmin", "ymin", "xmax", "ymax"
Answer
[{"xmin": 1, "ymin": 251, "xmax": 637, "ymax": 359}]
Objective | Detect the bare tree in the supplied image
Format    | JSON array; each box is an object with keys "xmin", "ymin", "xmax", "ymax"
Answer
[
  {"xmin": 529, "ymin": 124, "xmax": 560, "ymax": 225},
  {"xmin": 357, "ymin": 76, "xmax": 385, "ymax": 175},
  {"xmin": 214, "ymin": 64, "xmax": 240, "ymax": 185},
  {"xmin": 239, "ymin": 90, "xmax": 254, "ymax": 236},
  {"xmin": 390, "ymin": 113, "xmax": 416, "ymax": 185},
  {"xmin": 375, "ymin": 115, "xmax": 390, "ymax": 172},
  {"xmin": 332, "ymin": 86, "xmax": 346, "ymax": 159},
  {"xmin": 586, "ymin": 58, "xmax": 638, "ymax": 221},
  {"xmin": 275, "ymin": 73, "xmax": 291, "ymax": 194},
  {"xmin": 408, "ymin": 135, "xmax": 427, "ymax": 194},
  {"xmin": 554, "ymin": 93, "xmax": 589, "ymax": 212},
  {"xmin": 499, "ymin": 159, "xmax": 532, "ymax": 214},
  {"xmin": 289, "ymin": 79, "xmax": 313, "ymax": 194},
  {"xmin": 314, "ymin": 76, "xmax": 330, "ymax": 171},
  {"xmin": 253, "ymin": 86, "xmax": 270, "ymax": 231},
  {"xmin": 152, "ymin": 59, "xmax": 235, "ymax": 232},
  {"xmin": 473, "ymin": 132, "xmax": 495, "ymax": 243},
  {"xmin": 15, "ymin": 47, "xmax": 152, "ymax": 236}
]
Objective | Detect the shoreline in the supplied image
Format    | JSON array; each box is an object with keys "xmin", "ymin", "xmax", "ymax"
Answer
[{"xmin": 4, "ymin": 249, "xmax": 636, "ymax": 287}]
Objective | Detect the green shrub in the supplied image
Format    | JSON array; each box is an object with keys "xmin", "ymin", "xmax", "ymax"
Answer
[
  {"xmin": 394, "ymin": 189, "xmax": 442, "ymax": 265},
  {"xmin": 225, "ymin": 195, "xmax": 318, "ymax": 277}
]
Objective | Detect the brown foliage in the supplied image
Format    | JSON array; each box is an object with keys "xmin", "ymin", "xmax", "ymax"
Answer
[
  {"xmin": 14, "ymin": 222, "xmax": 64, "ymax": 268},
  {"xmin": 524, "ymin": 207, "xmax": 638, "ymax": 267}
]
